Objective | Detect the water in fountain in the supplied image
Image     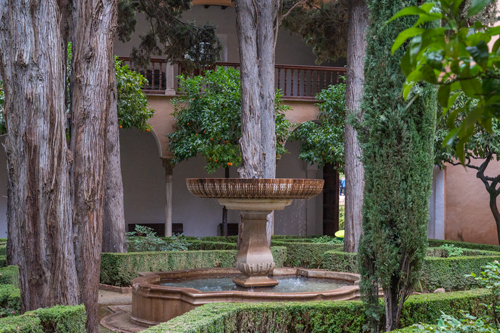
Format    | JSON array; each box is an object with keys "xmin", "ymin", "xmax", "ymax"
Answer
[{"xmin": 160, "ymin": 275, "xmax": 350, "ymax": 293}]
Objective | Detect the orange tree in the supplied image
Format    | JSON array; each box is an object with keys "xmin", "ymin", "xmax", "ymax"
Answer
[{"xmin": 168, "ymin": 67, "xmax": 292, "ymax": 173}]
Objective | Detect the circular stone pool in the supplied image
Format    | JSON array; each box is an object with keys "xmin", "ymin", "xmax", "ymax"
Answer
[
  {"xmin": 160, "ymin": 275, "xmax": 350, "ymax": 293},
  {"xmin": 131, "ymin": 268, "xmax": 361, "ymax": 327}
]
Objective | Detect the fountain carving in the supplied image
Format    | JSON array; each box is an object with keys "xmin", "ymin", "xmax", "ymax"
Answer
[{"xmin": 186, "ymin": 178, "xmax": 324, "ymax": 287}]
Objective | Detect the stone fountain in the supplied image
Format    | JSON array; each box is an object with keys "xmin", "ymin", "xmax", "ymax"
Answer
[{"xmin": 186, "ymin": 178, "xmax": 324, "ymax": 287}]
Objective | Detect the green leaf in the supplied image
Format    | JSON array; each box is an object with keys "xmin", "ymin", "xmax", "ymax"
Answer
[
  {"xmin": 467, "ymin": 0, "xmax": 492, "ymax": 17},
  {"xmin": 392, "ymin": 27, "xmax": 425, "ymax": 54},
  {"xmin": 386, "ymin": 6, "xmax": 427, "ymax": 24},
  {"xmin": 438, "ymin": 84, "xmax": 451, "ymax": 108},
  {"xmin": 452, "ymin": 0, "xmax": 466, "ymax": 14}
]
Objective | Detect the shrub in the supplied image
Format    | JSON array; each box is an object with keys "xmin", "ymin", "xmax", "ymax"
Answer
[
  {"xmin": 438, "ymin": 244, "xmax": 466, "ymax": 257},
  {"xmin": 143, "ymin": 289, "xmax": 492, "ymax": 333},
  {"xmin": 126, "ymin": 225, "xmax": 190, "ymax": 252},
  {"xmin": 273, "ymin": 242, "xmax": 342, "ymax": 268},
  {"xmin": 0, "ymin": 285, "xmax": 20, "ymax": 317},
  {"xmin": 0, "ymin": 266, "xmax": 18, "ymax": 287},
  {"xmin": 100, "ymin": 246, "xmax": 287, "ymax": 287},
  {"xmin": 0, "ymin": 305, "xmax": 85, "ymax": 333}
]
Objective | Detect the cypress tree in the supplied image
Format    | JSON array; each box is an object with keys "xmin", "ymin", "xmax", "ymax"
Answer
[{"xmin": 357, "ymin": 0, "xmax": 437, "ymax": 331}]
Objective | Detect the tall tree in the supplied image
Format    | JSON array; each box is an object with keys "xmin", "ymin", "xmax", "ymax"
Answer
[
  {"xmin": 0, "ymin": 0, "xmax": 80, "ymax": 311},
  {"xmin": 357, "ymin": 0, "xmax": 437, "ymax": 331},
  {"xmin": 344, "ymin": 0, "xmax": 368, "ymax": 253},
  {"xmin": 234, "ymin": 0, "xmax": 280, "ymax": 242},
  {"xmin": 70, "ymin": 1, "xmax": 117, "ymax": 330},
  {"xmin": 0, "ymin": 0, "xmax": 118, "ymax": 331},
  {"xmin": 102, "ymin": 59, "xmax": 154, "ymax": 253}
]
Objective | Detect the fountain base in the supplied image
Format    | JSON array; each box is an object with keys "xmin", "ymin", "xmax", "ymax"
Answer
[{"xmin": 232, "ymin": 275, "xmax": 279, "ymax": 287}]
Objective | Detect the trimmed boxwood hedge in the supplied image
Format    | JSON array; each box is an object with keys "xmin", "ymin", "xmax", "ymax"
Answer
[
  {"xmin": 0, "ymin": 305, "xmax": 86, "ymax": 333},
  {"xmin": 428, "ymin": 239, "xmax": 500, "ymax": 253},
  {"xmin": 100, "ymin": 246, "xmax": 287, "ymax": 287},
  {"xmin": 0, "ymin": 284, "xmax": 20, "ymax": 315},
  {"xmin": 187, "ymin": 240, "xmax": 237, "ymax": 250},
  {"xmin": 322, "ymin": 248, "xmax": 500, "ymax": 292},
  {"xmin": 272, "ymin": 241, "xmax": 343, "ymax": 268},
  {"xmin": 0, "ymin": 266, "xmax": 19, "ymax": 287},
  {"xmin": 143, "ymin": 289, "xmax": 491, "ymax": 333}
]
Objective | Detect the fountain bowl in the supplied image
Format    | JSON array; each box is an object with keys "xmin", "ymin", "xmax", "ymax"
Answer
[
  {"xmin": 131, "ymin": 267, "xmax": 360, "ymax": 327},
  {"xmin": 186, "ymin": 178, "xmax": 324, "ymax": 200}
]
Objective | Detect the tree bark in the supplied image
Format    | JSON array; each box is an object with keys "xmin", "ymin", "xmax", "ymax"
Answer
[
  {"xmin": 0, "ymin": 0, "xmax": 79, "ymax": 312},
  {"xmin": 235, "ymin": 0, "xmax": 279, "ymax": 246},
  {"xmin": 70, "ymin": 0, "xmax": 117, "ymax": 331},
  {"xmin": 344, "ymin": 0, "xmax": 368, "ymax": 253},
  {"xmin": 102, "ymin": 74, "xmax": 127, "ymax": 253},
  {"xmin": 323, "ymin": 163, "xmax": 340, "ymax": 236}
]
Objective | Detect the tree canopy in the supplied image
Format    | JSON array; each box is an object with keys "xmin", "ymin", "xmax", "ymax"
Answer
[
  {"xmin": 281, "ymin": 0, "xmax": 349, "ymax": 64},
  {"xmin": 291, "ymin": 81, "xmax": 346, "ymax": 169},
  {"xmin": 167, "ymin": 67, "xmax": 292, "ymax": 173},
  {"xmin": 389, "ymin": 0, "xmax": 499, "ymax": 162},
  {"xmin": 117, "ymin": 0, "xmax": 222, "ymax": 70}
]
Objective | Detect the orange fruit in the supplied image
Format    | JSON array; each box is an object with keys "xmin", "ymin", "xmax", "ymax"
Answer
[
  {"xmin": 119, "ymin": 125, "xmax": 122, "ymax": 129},
  {"xmin": 146, "ymin": 129, "xmax": 150, "ymax": 132},
  {"xmin": 227, "ymin": 162, "xmax": 233, "ymax": 166}
]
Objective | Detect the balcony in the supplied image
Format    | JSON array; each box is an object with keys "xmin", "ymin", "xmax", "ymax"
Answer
[{"xmin": 117, "ymin": 57, "xmax": 346, "ymax": 101}]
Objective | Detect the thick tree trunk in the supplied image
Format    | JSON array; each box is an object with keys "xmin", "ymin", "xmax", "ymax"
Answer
[
  {"xmin": 0, "ymin": 0, "xmax": 79, "ymax": 312},
  {"xmin": 235, "ymin": 0, "xmax": 279, "ymax": 245},
  {"xmin": 70, "ymin": 0, "xmax": 117, "ymax": 331},
  {"xmin": 323, "ymin": 163, "xmax": 340, "ymax": 236},
  {"xmin": 491, "ymin": 193, "xmax": 500, "ymax": 245},
  {"xmin": 235, "ymin": 0, "xmax": 262, "ymax": 179},
  {"xmin": 344, "ymin": 0, "xmax": 368, "ymax": 253},
  {"xmin": 102, "ymin": 75, "xmax": 127, "ymax": 253}
]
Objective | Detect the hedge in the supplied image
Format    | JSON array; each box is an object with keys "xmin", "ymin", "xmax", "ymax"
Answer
[
  {"xmin": 0, "ymin": 285, "xmax": 20, "ymax": 315},
  {"xmin": 0, "ymin": 266, "xmax": 18, "ymax": 287},
  {"xmin": 143, "ymin": 289, "xmax": 491, "ymax": 333},
  {"xmin": 322, "ymin": 248, "xmax": 500, "ymax": 292},
  {"xmin": 428, "ymin": 239, "xmax": 500, "ymax": 253},
  {"xmin": 0, "ymin": 305, "xmax": 86, "ymax": 333},
  {"xmin": 187, "ymin": 240, "xmax": 237, "ymax": 251},
  {"xmin": 100, "ymin": 246, "xmax": 287, "ymax": 287},
  {"xmin": 272, "ymin": 241, "xmax": 343, "ymax": 268}
]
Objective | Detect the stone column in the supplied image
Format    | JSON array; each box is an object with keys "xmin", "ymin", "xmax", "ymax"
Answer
[
  {"xmin": 162, "ymin": 158, "xmax": 174, "ymax": 237},
  {"xmin": 164, "ymin": 62, "xmax": 176, "ymax": 96}
]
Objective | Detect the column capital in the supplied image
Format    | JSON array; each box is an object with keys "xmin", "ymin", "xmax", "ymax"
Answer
[{"xmin": 161, "ymin": 157, "xmax": 174, "ymax": 175}]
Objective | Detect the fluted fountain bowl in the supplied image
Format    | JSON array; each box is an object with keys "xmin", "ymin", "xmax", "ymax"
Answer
[{"xmin": 186, "ymin": 178, "xmax": 324, "ymax": 200}]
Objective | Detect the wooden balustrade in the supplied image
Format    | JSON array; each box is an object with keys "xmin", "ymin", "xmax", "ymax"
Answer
[{"xmin": 118, "ymin": 57, "xmax": 345, "ymax": 100}]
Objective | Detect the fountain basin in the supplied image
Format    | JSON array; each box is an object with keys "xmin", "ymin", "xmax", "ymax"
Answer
[
  {"xmin": 187, "ymin": 178, "xmax": 324, "ymax": 287},
  {"xmin": 131, "ymin": 267, "xmax": 360, "ymax": 327}
]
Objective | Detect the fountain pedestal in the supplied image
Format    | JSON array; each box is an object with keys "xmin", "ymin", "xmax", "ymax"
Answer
[
  {"xmin": 219, "ymin": 199, "xmax": 293, "ymax": 287},
  {"xmin": 187, "ymin": 178, "xmax": 324, "ymax": 288}
]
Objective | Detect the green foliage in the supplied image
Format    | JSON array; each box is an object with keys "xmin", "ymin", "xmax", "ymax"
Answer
[
  {"xmin": 0, "ymin": 266, "xmax": 18, "ymax": 287},
  {"xmin": 358, "ymin": 0, "xmax": 438, "ymax": 329},
  {"xmin": 115, "ymin": 57, "xmax": 154, "ymax": 131},
  {"xmin": 409, "ymin": 312, "xmax": 497, "ymax": 332},
  {"xmin": 117, "ymin": 0, "xmax": 222, "ymax": 70},
  {"xmin": 100, "ymin": 246, "xmax": 287, "ymax": 287},
  {"xmin": 389, "ymin": 0, "xmax": 500, "ymax": 162},
  {"xmin": 470, "ymin": 260, "xmax": 500, "ymax": 327},
  {"xmin": 339, "ymin": 203, "xmax": 345, "ymax": 230},
  {"xmin": 0, "ymin": 305, "xmax": 85, "ymax": 333},
  {"xmin": 271, "ymin": 242, "xmax": 342, "ymax": 268},
  {"xmin": 126, "ymin": 225, "xmax": 190, "ymax": 252},
  {"xmin": 168, "ymin": 67, "xmax": 292, "ymax": 173},
  {"xmin": 282, "ymin": 0, "xmax": 349, "ymax": 64},
  {"xmin": 291, "ymin": 82, "xmax": 346, "ymax": 170},
  {"xmin": 311, "ymin": 236, "xmax": 343, "ymax": 244},
  {"xmin": 0, "ymin": 285, "xmax": 20, "ymax": 318},
  {"xmin": 428, "ymin": 239, "xmax": 500, "ymax": 252},
  {"xmin": 142, "ymin": 289, "xmax": 492, "ymax": 333},
  {"xmin": 439, "ymin": 244, "xmax": 467, "ymax": 257}
]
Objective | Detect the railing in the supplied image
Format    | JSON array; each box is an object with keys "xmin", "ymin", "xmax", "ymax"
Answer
[{"xmin": 117, "ymin": 57, "xmax": 346, "ymax": 100}]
